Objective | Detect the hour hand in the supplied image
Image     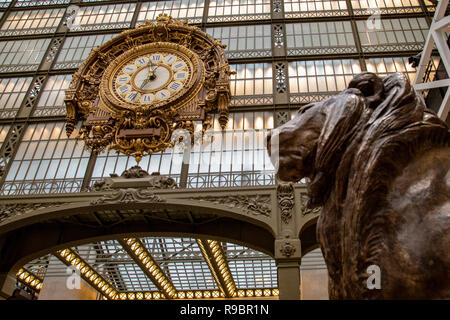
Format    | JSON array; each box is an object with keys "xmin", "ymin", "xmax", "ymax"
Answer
[
  {"xmin": 147, "ymin": 69, "xmax": 155, "ymax": 81},
  {"xmin": 147, "ymin": 65, "xmax": 156, "ymax": 80}
]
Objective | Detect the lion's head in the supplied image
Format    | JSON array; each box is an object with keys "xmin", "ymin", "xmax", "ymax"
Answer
[{"xmin": 267, "ymin": 72, "xmax": 449, "ymax": 208}]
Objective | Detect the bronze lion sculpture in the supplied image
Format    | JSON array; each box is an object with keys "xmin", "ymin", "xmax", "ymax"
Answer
[{"xmin": 267, "ymin": 72, "xmax": 450, "ymax": 299}]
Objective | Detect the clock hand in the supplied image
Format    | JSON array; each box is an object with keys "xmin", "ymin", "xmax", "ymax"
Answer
[
  {"xmin": 143, "ymin": 77, "xmax": 150, "ymax": 86},
  {"xmin": 140, "ymin": 77, "xmax": 150, "ymax": 90},
  {"xmin": 147, "ymin": 59, "xmax": 158, "ymax": 80},
  {"xmin": 146, "ymin": 57, "xmax": 153, "ymax": 69},
  {"xmin": 148, "ymin": 58, "xmax": 157, "ymax": 73},
  {"xmin": 152, "ymin": 64, "xmax": 160, "ymax": 76}
]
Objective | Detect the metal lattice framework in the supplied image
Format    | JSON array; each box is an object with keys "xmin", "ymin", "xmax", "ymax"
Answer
[{"xmin": 413, "ymin": 0, "xmax": 450, "ymax": 120}]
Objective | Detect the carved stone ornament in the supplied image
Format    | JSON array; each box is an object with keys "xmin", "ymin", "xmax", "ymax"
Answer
[
  {"xmin": 269, "ymin": 72, "xmax": 450, "ymax": 299},
  {"xmin": 65, "ymin": 14, "xmax": 233, "ymax": 162},
  {"xmin": 89, "ymin": 179, "xmax": 113, "ymax": 192},
  {"xmin": 280, "ymin": 242, "xmax": 296, "ymax": 258},
  {"xmin": 299, "ymin": 194, "xmax": 321, "ymax": 216},
  {"xmin": 91, "ymin": 188, "xmax": 165, "ymax": 205},
  {"xmin": 0, "ymin": 203, "xmax": 62, "ymax": 224},
  {"xmin": 277, "ymin": 183, "xmax": 295, "ymax": 223},
  {"xmin": 191, "ymin": 195, "xmax": 271, "ymax": 217},
  {"xmin": 112, "ymin": 165, "xmax": 150, "ymax": 178},
  {"xmin": 89, "ymin": 166, "xmax": 178, "ymax": 192}
]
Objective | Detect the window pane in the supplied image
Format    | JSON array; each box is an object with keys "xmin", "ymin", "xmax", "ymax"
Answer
[
  {"xmin": 206, "ymin": 25, "xmax": 271, "ymax": 59},
  {"xmin": 33, "ymin": 74, "xmax": 72, "ymax": 117},
  {"xmin": 286, "ymin": 21, "xmax": 356, "ymax": 55},
  {"xmin": 356, "ymin": 17, "xmax": 428, "ymax": 52},
  {"xmin": 284, "ymin": 0, "xmax": 348, "ymax": 18},
  {"xmin": 0, "ymin": 38, "xmax": 51, "ymax": 72},
  {"xmin": 1, "ymin": 122, "xmax": 89, "ymax": 195},
  {"xmin": 0, "ymin": 77, "xmax": 33, "ymax": 119},
  {"xmin": 288, "ymin": 59, "xmax": 361, "ymax": 104},
  {"xmin": 230, "ymin": 63, "xmax": 273, "ymax": 106},
  {"xmin": 138, "ymin": 1, "xmax": 204, "ymax": 24},
  {"xmin": 0, "ymin": 9, "xmax": 64, "ymax": 36},
  {"xmin": 208, "ymin": 0, "xmax": 270, "ymax": 22}
]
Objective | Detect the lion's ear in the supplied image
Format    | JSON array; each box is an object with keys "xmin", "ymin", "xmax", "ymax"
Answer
[{"xmin": 348, "ymin": 72, "xmax": 384, "ymax": 109}]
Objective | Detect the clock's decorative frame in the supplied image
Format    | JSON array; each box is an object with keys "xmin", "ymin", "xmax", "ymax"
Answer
[{"xmin": 65, "ymin": 14, "xmax": 233, "ymax": 162}]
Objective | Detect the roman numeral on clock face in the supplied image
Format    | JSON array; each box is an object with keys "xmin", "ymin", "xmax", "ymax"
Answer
[
  {"xmin": 123, "ymin": 65, "xmax": 136, "ymax": 74},
  {"xmin": 169, "ymin": 82, "xmax": 182, "ymax": 91},
  {"xmin": 140, "ymin": 94, "xmax": 154, "ymax": 103},
  {"xmin": 112, "ymin": 50, "xmax": 194, "ymax": 107},
  {"xmin": 150, "ymin": 54, "xmax": 162, "ymax": 62},
  {"xmin": 135, "ymin": 57, "xmax": 149, "ymax": 66},
  {"xmin": 175, "ymin": 72, "xmax": 187, "ymax": 80},
  {"xmin": 164, "ymin": 55, "xmax": 176, "ymax": 65},
  {"xmin": 127, "ymin": 91, "xmax": 139, "ymax": 101},
  {"xmin": 156, "ymin": 90, "xmax": 170, "ymax": 100},
  {"xmin": 173, "ymin": 62, "xmax": 186, "ymax": 71},
  {"xmin": 117, "ymin": 75, "xmax": 130, "ymax": 84},
  {"xmin": 118, "ymin": 85, "xmax": 131, "ymax": 94}
]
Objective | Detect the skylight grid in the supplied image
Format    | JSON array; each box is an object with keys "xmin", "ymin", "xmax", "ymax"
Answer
[
  {"xmin": 167, "ymin": 261, "xmax": 218, "ymax": 290},
  {"xmin": 228, "ymin": 259, "xmax": 277, "ymax": 289},
  {"xmin": 117, "ymin": 263, "xmax": 159, "ymax": 291}
]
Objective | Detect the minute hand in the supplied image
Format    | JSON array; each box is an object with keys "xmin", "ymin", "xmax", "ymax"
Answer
[
  {"xmin": 140, "ymin": 77, "xmax": 150, "ymax": 90},
  {"xmin": 148, "ymin": 58, "xmax": 156, "ymax": 73},
  {"xmin": 152, "ymin": 64, "xmax": 161, "ymax": 76}
]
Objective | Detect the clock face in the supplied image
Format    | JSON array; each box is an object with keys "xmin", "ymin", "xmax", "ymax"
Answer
[{"xmin": 110, "ymin": 50, "xmax": 194, "ymax": 107}]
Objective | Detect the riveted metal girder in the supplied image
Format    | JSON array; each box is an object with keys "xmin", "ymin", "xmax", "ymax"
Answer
[
  {"xmin": 196, "ymin": 239, "xmax": 236, "ymax": 298},
  {"xmin": 55, "ymin": 248, "xmax": 117, "ymax": 299},
  {"xmin": 118, "ymin": 238, "xmax": 177, "ymax": 299},
  {"xmin": 16, "ymin": 267, "xmax": 43, "ymax": 292}
]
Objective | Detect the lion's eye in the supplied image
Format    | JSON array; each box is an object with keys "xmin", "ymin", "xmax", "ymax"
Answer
[{"xmin": 298, "ymin": 104, "xmax": 314, "ymax": 115}]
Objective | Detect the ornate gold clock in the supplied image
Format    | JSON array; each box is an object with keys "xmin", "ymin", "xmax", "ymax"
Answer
[
  {"xmin": 102, "ymin": 42, "xmax": 203, "ymax": 111},
  {"xmin": 65, "ymin": 14, "xmax": 232, "ymax": 162}
]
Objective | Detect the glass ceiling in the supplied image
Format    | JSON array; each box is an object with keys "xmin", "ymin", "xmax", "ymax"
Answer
[{"xmin": 22, "ymin": 236, "xmax": 325, "ymax": 299}]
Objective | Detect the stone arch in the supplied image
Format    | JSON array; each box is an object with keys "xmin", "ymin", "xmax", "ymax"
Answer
[
  {"xmin": 298, "ymin": 216, "xmax": 319, "ymax": 256},
  {"xmin": 0, "ymin": 200, "xmax": 276, "ymax": 279}
]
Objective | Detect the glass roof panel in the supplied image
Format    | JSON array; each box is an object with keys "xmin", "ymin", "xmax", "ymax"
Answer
[
  {"xmin": 116, "ymin": 263, "xmax": 158, "ymax": 291},
  {"xmin": 223, "ymin": 242, "xmax": 277, "ymax": 289},
  {"xmin": 142, "ymin": 237, "xmax": 218, "ymax": 290},
  {"xmin": 167, "ymin": 261, "xmax": 218, "ymax": 290}
]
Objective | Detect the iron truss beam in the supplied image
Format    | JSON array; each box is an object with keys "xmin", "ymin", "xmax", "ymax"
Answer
[
  {"xmin": 196, "ymin": 239, "xmax": 237, "ymax": 298},
  {"xmin": 118, "ymin": 238, "xmax": 177, "ymax": 299},
  {"xmin": 16, "ymin": 268, "xmax": 43, "ymax": 292},
  {"xmin": 55, "ymin": 248, "xmax": 117, "ymax": 300},
  {"xmin": 95, "ymin": 241, "xmax": 127, "ymax": 291}
]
